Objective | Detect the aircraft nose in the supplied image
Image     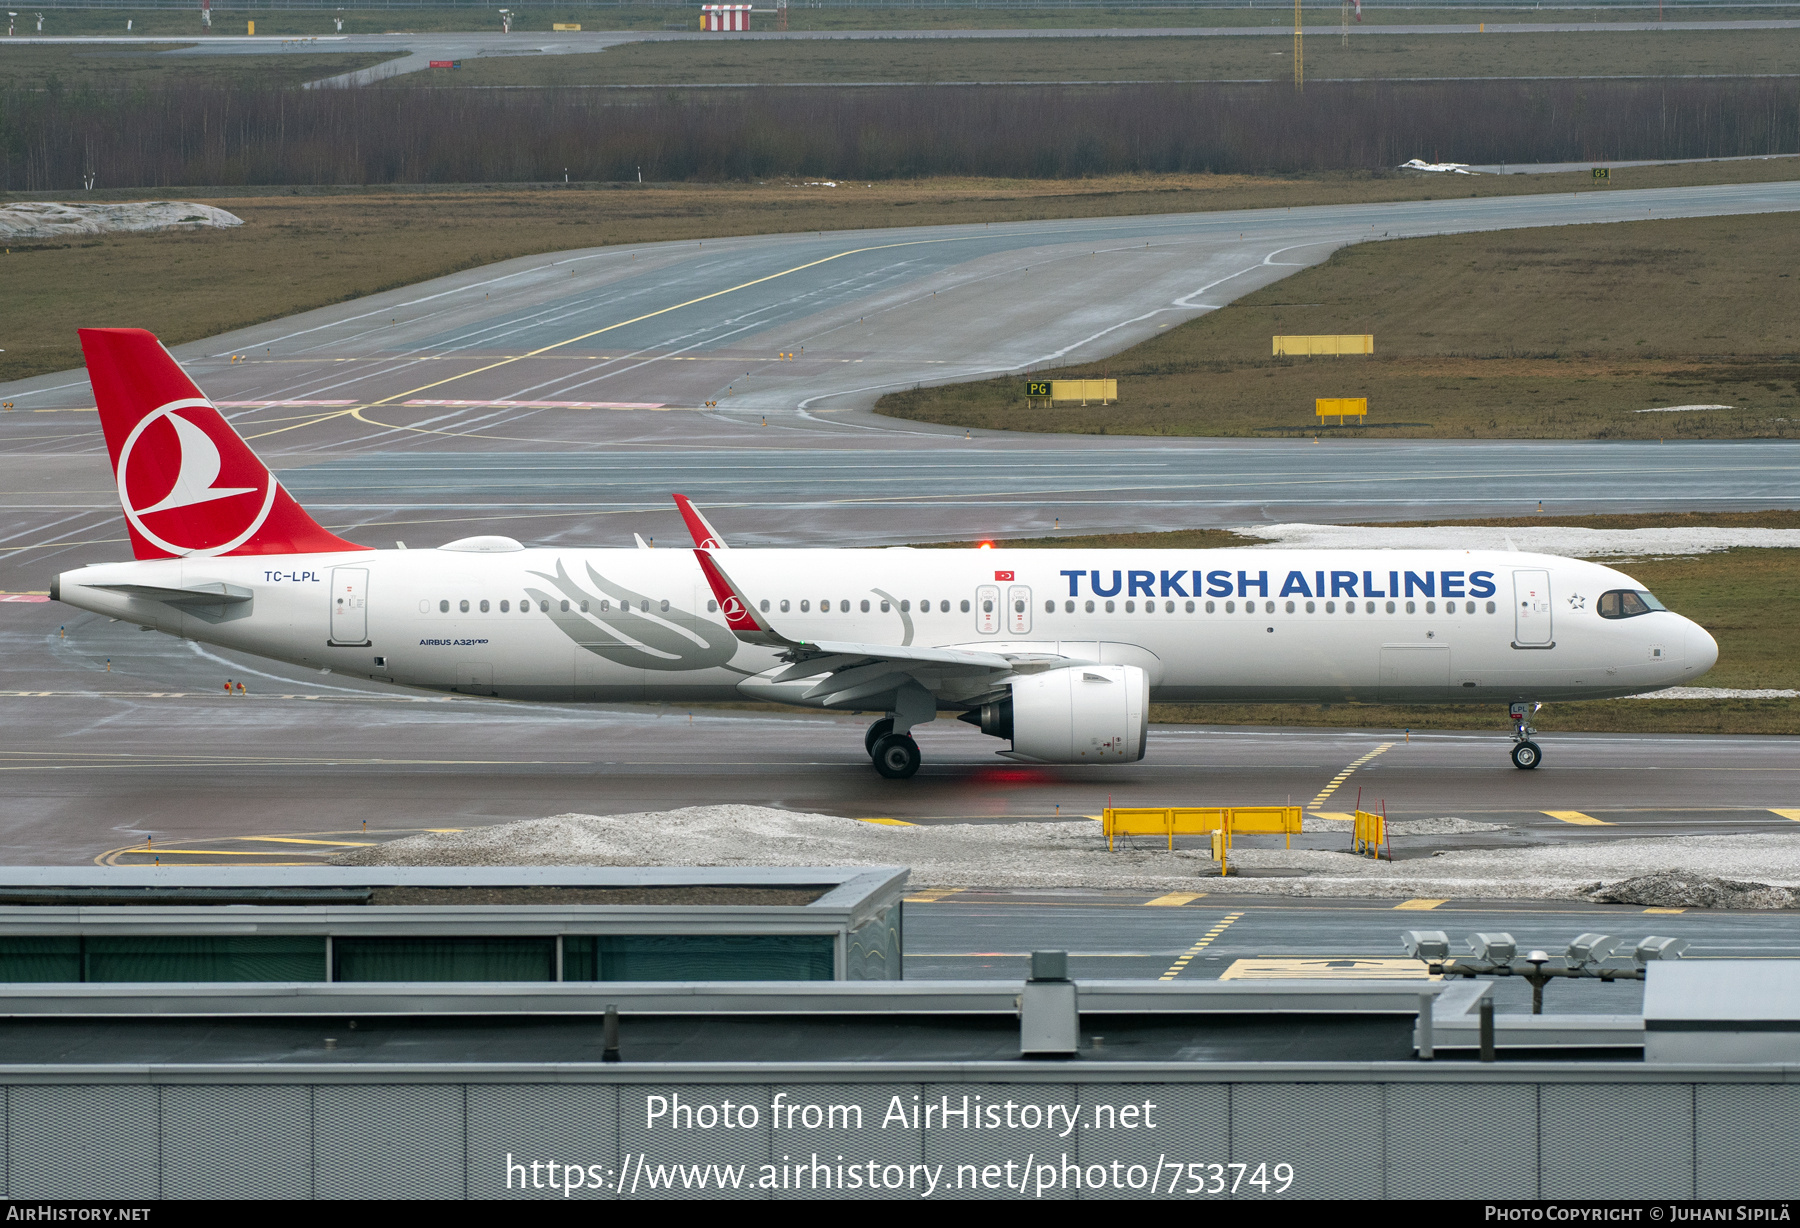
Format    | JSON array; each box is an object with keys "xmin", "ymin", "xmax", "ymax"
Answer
[{"xmin": 1685, "ymin": 618, "xmax": 1719, "ymax": 677}]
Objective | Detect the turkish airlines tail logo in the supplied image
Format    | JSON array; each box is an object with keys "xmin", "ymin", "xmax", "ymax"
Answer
[{"xmin": 81, "ymin": 328, "xmax": 369, "ymax": 560}]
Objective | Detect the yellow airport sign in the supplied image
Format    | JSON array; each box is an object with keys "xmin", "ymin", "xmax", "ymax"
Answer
[
  {"xmin": 1316, "ymin": 397, "xmax": 1368, "ymax": 424},
  {"xmin": 1027, "ymin": 379, "xmax": 1117, "ymax": 405},
  {"xmin": 1274, "ymin": 334, "xmax": 1374, "ymax": 356}
]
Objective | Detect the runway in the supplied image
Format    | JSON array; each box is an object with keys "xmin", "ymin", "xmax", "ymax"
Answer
[{"xmin": 4, "ymin": 181, "xmax": 1800, "ymax": 568}]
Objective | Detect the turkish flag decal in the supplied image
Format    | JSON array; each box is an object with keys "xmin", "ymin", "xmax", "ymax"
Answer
[{"xmin": 995, "ymin": 570, "xmax": 1015, "ymax": 582}]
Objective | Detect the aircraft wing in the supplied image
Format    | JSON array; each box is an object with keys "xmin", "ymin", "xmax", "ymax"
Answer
[
  {"xmin": 692, "ymin": 548, "xmax": 1059, "ymax": 706},
  {"xmin": 672, "ymin": 493, "xmax": 729, "ymax": 549}
]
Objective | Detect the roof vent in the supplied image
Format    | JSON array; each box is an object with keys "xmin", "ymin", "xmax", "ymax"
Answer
[{"xmin": 439, "ymin": 536, "xmax": 524, "ymax": 553}]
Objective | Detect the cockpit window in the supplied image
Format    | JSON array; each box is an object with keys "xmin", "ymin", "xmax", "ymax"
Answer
[{"xmin": 1598, "ymin": 589, "xmax": 1665, "ymax": 619}]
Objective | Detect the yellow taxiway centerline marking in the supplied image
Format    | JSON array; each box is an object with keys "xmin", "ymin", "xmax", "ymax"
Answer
[
  {"xmin": 1159, "ymin": 911, "xmax": 1245, "ymax": 981},
  {"xmin": 904, "ymin": 888, "xmax": 963, "ymax": 903},
  {"xmin": 1394, "ymin": 899, "xmax": 1449, "ymax": 910},
  {"xmin": 1309, "ymin": 742, "xmax": 1397, "ymax": 808},
  {"xmin": 1220, "ymin": 957, "xmax": 1440, "ymax": 981},
  {"xmin": 234, "ymin": 836, "xmax": 376, "ymax": 847},
  {"xmin": 1644, "ymin": 907, "xmax": 1687, "ymax": 914},
  {"xmin": 1543, "ymin": 810, "xmax": 1613, "ymax": 826},
  {"xmin": 1772, "ymin": 809, "xmax": 1800, "ymax": 822},
  {"xmin": 855, "ymin": 817, "xmax": 917, "ymax": 827},
  {"xmin": 1145, "ymin": 892, "xmax": 1205, "ymax": 907}
]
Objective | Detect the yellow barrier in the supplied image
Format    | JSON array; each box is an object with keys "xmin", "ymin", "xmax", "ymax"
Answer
[
  {"xmin": 553, "ymin": 22, "xmax": 582, "ymax": 30},
  {"xmin": 1102, "ymin": 806, "xmax": 1301, "ymax": 851},
  {"xmin": 1353, "ymin": 808, "xmax": 1386, "ymax": 857},
  {"xmin": 1050, "ymin": 378, "xmax": 1116, "ymax": 405},
  {"xmin": 1315, "ymin": 397, "xmax": 1368, "ymax": 425},
  {"xmin": 1274, "ymin": 334, "xmax": 1374, "ymax": 356}
]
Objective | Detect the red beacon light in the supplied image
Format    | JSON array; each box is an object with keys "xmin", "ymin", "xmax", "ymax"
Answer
[{"xmin": 978, "ymin": 541, "xmax": 994, "ymax": 549}]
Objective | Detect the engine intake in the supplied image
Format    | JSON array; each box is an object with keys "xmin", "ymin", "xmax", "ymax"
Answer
[{"xmin": 962, "ymin": 664, "xmax": 1148, "ymax": 764}]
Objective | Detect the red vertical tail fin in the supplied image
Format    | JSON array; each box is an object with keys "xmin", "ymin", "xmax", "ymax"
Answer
[{"xmin": 80, "ymin": 328, "xmax": 368, "ymax": 559}]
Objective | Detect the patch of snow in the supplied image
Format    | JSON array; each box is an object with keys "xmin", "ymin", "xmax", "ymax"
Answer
[
  {"xmin": 1631, "ymin": 687, "xmax": 1798, "ymax": 700},
  {"xmin": 0, "ymin": 201, "xmax": 243, "ymax": 241},
  {"xmin": 1635, "ymin": 404, "xmax": 1733, "ymax": 413},
  {"xmin": 1399, "ymin": 159, "xmax": 1477, "ymax": 174},
  {"xmin": 1233, "ymin": 522, "xmax": 1800, "ymax": 557},
  {"xmin": 333, "ymin": 805, "xmax": 1800, "ymax": 901}
]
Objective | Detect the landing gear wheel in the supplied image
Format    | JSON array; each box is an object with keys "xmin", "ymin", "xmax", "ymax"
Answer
[
  {"xmin": 864, "ymin": 717, "xmax": 895, "ymax": 757},
  {"xmin": 1510, "ymin": 740, "xmax": 1543, "ymax": 770},
  {"xmin": 871, "ymin": 733, "xmax": 921, "ymax": 779}
]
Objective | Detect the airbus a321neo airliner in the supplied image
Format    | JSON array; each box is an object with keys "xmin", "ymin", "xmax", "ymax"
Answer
[{"xmin": 51, "ymin": 329, "xmax": 1719, "ymax": 778}]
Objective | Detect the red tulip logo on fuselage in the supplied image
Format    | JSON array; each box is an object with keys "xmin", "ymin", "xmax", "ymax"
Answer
[{"xmin": 117, "ymin": 400, "xmax": 276, "ymax": 556}]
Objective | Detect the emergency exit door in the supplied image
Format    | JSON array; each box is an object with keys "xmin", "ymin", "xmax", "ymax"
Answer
[
  {"xmin": 1007, "ymin": 584, "xmax": 1032, "ymax": 634},
  {"xmin": 330, "ymin": 567, "xmax": 369, "ymax": 645},
  {"xmin": 1512, "ymin": 569, "xmax": 1553, "ymax": 646}
]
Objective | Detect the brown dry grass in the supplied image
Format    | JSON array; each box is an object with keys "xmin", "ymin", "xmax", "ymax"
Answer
[
  {"xmin": 408, "ymin": 29, "xmax": 1800, "ymax": 87},
  {"xmin": 879, "ymin": 211, "xmax": 1800, "ymax": 440},
  {"xmin": 10, "ymin": 160, "xmax": 1800, "ymax": 385},
  {"xmin": 0, "ymin": 44, "xmax": 393, "ymax": 91}
]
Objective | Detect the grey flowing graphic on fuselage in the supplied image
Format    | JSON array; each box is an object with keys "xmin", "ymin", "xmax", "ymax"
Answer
[{"xmin": 527, "ymin": 560, "xmax": 743, "ymax": 673}]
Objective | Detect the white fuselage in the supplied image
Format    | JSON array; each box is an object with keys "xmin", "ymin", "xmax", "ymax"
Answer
[{"xmin": 55, "ymin": 546, "xmax": 1718, "ymax": 708}]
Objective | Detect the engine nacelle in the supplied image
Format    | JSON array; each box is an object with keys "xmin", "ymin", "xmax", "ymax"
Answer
[{"xmin": 965, "ymin": 664, "xmax": 1148, "ymax": 764}]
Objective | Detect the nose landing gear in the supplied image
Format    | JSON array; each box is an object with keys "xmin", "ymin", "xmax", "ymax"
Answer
[{"xmin": 1509, "ymin": 701, "xmax": 1543, "ymax": 769}]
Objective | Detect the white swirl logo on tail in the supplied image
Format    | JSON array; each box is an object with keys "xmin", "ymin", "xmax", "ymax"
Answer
[
  {"xmin": 721, "ymin": 596, "xmax": 745, "ymax": 620},
  {"xmin": 117, "ymin": 399, "xmax": 276, "ymax": 556}
]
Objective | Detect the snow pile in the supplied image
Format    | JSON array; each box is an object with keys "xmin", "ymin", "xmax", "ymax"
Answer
[
  {"xmin": 1587, "ymin": 872, "xmax": 1799, "ymax": 910},
  {"xmin": 333, "ymin": 805, "xmax": 1800, "ymax": 901},
  {"xmin": 0, "ymin": 201, "xmax": 243, "ymax": 241},
  {"xmin": 1233, "ymin": 522, "xmax": 1800, "ymax": 558},
  {"xmin": 1635, "ymin": 404, "xmax": 1732, "ymax": 413},
  {"xmin": 1632, "ymin": 687, "xmax": 1798, "ymax": 700},
  {"xmin": 1303, "ymin": 815, "xmax": 1508, "ymax": 835},
  {"xmin": 1399, "ymin": 159, "xmax": 1477, "ymax": 174}
]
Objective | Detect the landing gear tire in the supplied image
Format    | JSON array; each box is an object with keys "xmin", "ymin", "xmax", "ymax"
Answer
[
  {"xmin": 1510, "ymin": 740, "xmax": 1543, "ymax": 770},
  {"xmin": 864, "ymin": 717, "xmax": 895, "ymax": 757},
  {"xmin": 871, "ymin": 733, "xmax": 921, "ymax": 779}
]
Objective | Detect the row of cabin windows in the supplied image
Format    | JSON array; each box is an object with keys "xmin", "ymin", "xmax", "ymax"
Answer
[
  {"xmin": 435, "ymin": 596, "xmax": 1498, "ymax": 617},
  {"xmin": 435, "ymin": 598, "xmax": 671, "ymax": 614}
]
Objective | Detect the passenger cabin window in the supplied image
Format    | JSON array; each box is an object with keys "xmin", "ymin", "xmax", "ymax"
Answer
[
  {"xmin": 1045, "ymin": 600, "xmax": 1055, "ymax": 614},
  {"xmin": 800, "ymin": 600, "xmax": 811, "ymax": 613},
  {"xmin": 761, "ymin": 600, "xmax": 771, "ymax": 612},
  {"xmin": 660, "ymin": 600, "xmax": 670, "ymax": 612},
  {"xmin": 439, "ymin": 600, "xmax": 449, "ymax": 613},
  {"xmin": 500, "ymin": 600, "xmax": 510, "ymax": 613},
  {"xmin": 459, "ymin": 600, "xmax": 470, "ymax": 613},
  {"xmin": 961, "ymin": 599, "xmax": 971, "ymax": 613},
  {"xmin": 1598, "ymin": 590, "xmax": 1664, "ymax": 619},
  {"xmin": 780, "ymin": 600, "xmax": 790, "ymax": 613},
  {"xmin": 479, "ymin": 599, "xmax": 490, "ymax": 613},
  {"xmin": 708, "ymin": 600, "xmax": 718, "ymax": 613},
  {"xmin": 862, "ymin": 599, "xmax": 871, "ymax": 613}
]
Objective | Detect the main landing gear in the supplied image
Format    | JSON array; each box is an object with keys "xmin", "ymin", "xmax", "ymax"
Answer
[
  {"xmin": 1509, "ymin": 701, "xmax": 1543, "ymax": 770},
  {"xmin": 865, "ymin": 716, "xmax": 921, "ymax": 779}
]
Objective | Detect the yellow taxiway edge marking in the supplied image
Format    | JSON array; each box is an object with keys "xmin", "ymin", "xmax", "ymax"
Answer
[
  {"xmin": 1394, "ymin": 899, "xmax": 1449, "ymax": 910},
  {"xmin": 1772, "ymin": 809, "xmax": 1800, "ymax": 822},
  {"xmin": 234, "ymin": 836, "xmax": 376, "ymax": 847},
  {"xmin": 904, "ymin": 888, "xmax": 963, "ymax": 903},
  {"xmin": 1309, "ymin": 811, "xmax": 1354, "ymax": 822},
  {"xmin": 855, "ymin": 817, "xmax": 917, "ymax": 827},
  {"xmin": 1159, "ymin": 911, "xmax": 1245, "ymax": 981},
  {"xmin": 117, "ymin": 848, "xmax": 338, "ymax": 857},
  {"xmin": 1644, "ymin": 907, "xmax": 1688, "ymax": 914},
  {"xmin": 1221, "ymin": 957, "xmax": 1440, "ymax": 981},
  {"xmin": 1543, "ymin": 810, "xmax": 1613, "ymax": 826},
  {"xmin": 1145, "ymin": 892, "xmax": 1205, "ymax": 907}
]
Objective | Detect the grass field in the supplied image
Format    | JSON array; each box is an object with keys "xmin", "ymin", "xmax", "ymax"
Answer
[
  {"xmin": 0, "ymin": 44, "xmax": 396, "ymax": 90},
  {"xmin": 939, "ymin": 512, "xmax": 1800, "ymax": 734},
  {"xmin": 394, "ymin": 28, "xmax": 1800, "ymax": 87},
  {"xmin": 21, "ymin": 6, "xmax": 1800, "ymax": 37},
  {"xmin": 8, "ymin": 161, "xmax": 1800, "ymax": 384},
  {"xmin": 878, "ymin": 210, "xmax": 1800, "ymax": 441}
]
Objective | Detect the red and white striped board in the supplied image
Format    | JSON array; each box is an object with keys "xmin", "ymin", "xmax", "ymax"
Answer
[{"xmin": 701, "ymin": 4, "xmax": 751, "ymax": 31}]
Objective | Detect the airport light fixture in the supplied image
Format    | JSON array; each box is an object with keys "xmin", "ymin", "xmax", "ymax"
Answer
[{"xmin": 1402, "ymin": 930, "xmax": 1687, "ymax": 1014}]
